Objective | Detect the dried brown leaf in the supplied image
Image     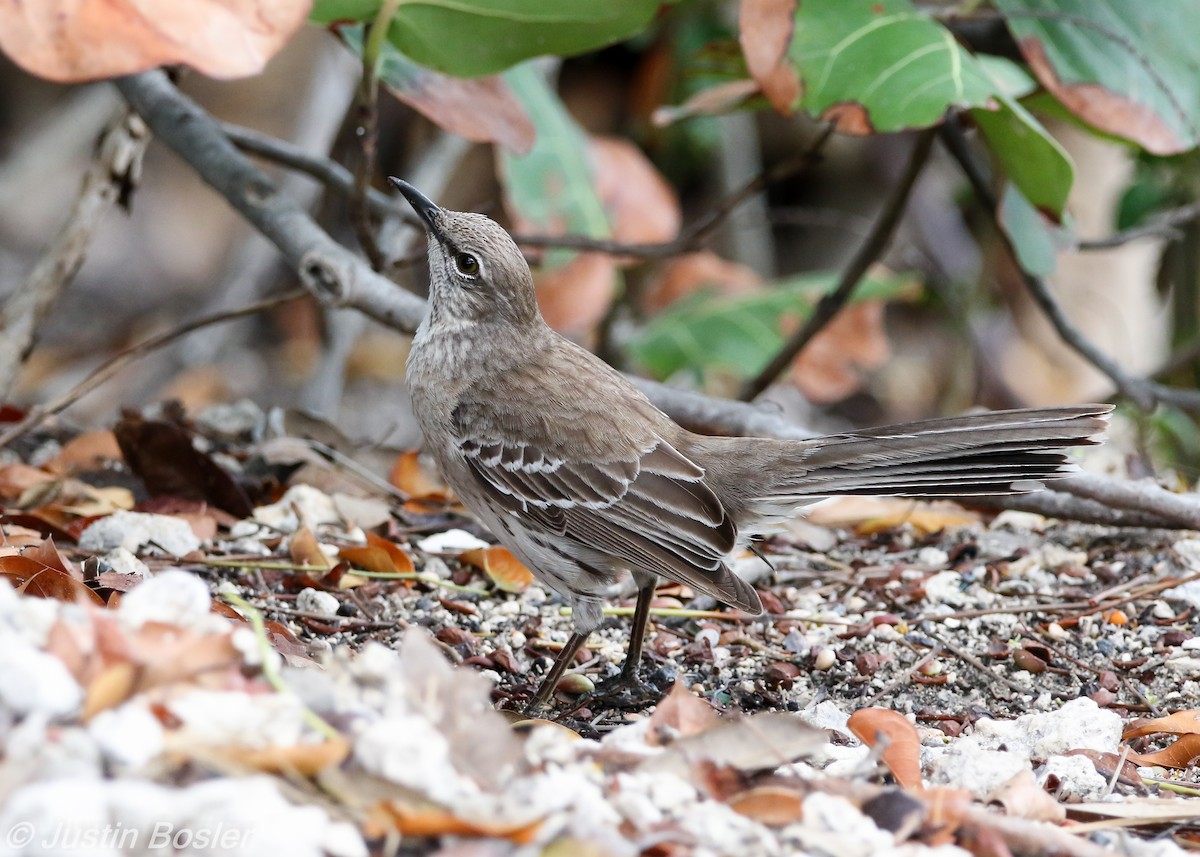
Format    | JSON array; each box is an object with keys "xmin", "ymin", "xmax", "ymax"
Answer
[
  {"xmin": 789, "ymin": 301, "xmax": 890, "ymax": 403},
  {"xmin": 1128, "ymin": 733, "xmax": 1200, "ymax": 769},
  {"xmin": 738, "ymin": 0, "xmax": 799, "ymax": 113},
  {"xmin": 848, "ymin": 708, "xmax": 923, "ymax": 790},
  {"xmin": 728, "ymin": 785, "xmax": 805, "ymax": 827},
  {"xmin": 646, "ymin": 680, "xmax": 721, "ymax": 746},
  {"xmin": 232, "ymin": 738, "xmax": 350, "ymax": 776},
  {"xmin": 994, "ymin": 769, "xmax": 1065, "ymax": 822},
  {"xmin": 288, "ymin": 526, "xmax": 335, "ymax": 571},
  {"xmin": 340, "ymin": 531, "xmax": 416, "ymax": 576},
  {"xmin": 534, "ymin": 251, "xmax": 617, "ymax": 336},
  {"xmin": 591, "ymin": 136, "xmax": 681, "ymax": 249},
  {"xmin": 389, "ymin": 450, "xmax": 452, "ymax": 501},
  {"xmin": 45, "ymin": 430, "xmax": 123, "ymax": 475},
  {"xmin": 1124, "ymin": 710, "xmax": 1200, "ymax": 739},
  {"xmin": 459, "ymin": 545, "xmax": 532, "ymax": 593},
  {"xmin": 640, "ymin": 251, "xmax": 763, "ymax": 314}
]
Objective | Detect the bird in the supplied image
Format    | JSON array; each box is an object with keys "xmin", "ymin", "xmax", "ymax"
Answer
[{"xmin": 389, "ymin": 177, "xmax": 1112, "ymax": 712}]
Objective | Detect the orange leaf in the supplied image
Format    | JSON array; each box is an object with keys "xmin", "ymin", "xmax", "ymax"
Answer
[
  {"xmin": 340, "ymin": 532, "xmax": 416, "ymax": 576},
  {"xmin": 389, "ymin": 451, "xmax": 451, "ymax": 501},
  {"xmin": 1128, "ymin": 733, "xmax": 1200, "ymax": 769},
  {"xmin": 44, "ymin": 430, "xmax": 123, "ymax": 474},
  {"xmin": 1124, "ymin": 711, "xmax": 1200, "ymax": 739},
  {"xmin": 288, "ymin": 527, "xmax": 334, "ymax": 571},
  {"xmin": 848, "ymin": 708, "xmax": 923, "ymax": 790},
  {"xmin": 0, "ymin": 0, "xmax": 311, "ymax": 83},
  {"xmin": 728, "ymin": 785, "xmax": 805, "ymax": 827},
  {"xmin": 459, "ymin": 546, "xmax": 533, "ymax": 593}
]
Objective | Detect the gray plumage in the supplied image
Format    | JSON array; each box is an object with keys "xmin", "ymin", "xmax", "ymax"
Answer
[{"xmin": 391, "ymin": 178, "xmax": 1111, "ymax": 707}]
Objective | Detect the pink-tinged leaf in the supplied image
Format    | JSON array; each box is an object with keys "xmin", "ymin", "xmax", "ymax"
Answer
[
  {"xmin": 739, "ymin": 0, "xmax": 799, "ymax": 114},
  {"xmin": 0, "ymin": 0, "xmax": 312, "ymax": 82}
]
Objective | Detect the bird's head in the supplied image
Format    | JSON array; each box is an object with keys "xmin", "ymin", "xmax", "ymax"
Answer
[{"xmin": 390, "ymin": 178, "xmax": 541, "ymax": 329}]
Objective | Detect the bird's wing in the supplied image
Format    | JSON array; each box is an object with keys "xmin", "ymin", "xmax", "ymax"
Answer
[{"xmin": 449, "ymin": 386, "xmax": 760, "ymax": 613}]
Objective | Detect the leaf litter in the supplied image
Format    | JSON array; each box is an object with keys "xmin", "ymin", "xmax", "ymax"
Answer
[{"xmin": 0, "ymin": 401, "xmax": 1198, "ymax": 855}]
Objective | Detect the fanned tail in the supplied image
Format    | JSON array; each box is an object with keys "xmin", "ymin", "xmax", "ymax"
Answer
[{"xmin": 757, "ymin": 404, "xmax": 1112, "ymax": 502}]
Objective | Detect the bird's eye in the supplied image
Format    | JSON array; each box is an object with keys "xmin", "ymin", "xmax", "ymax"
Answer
[{"xmin": 454, "ymin": 253, "xmax": 480, "ymax": 277}]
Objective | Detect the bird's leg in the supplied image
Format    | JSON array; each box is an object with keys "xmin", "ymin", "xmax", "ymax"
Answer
[
  {"xmin": 617, "ymin": 578, "xmax": 656, "ymax": 686},
  {"xmin": 525, "ymin": 630, "xmax": 588, "ymax": 714}
]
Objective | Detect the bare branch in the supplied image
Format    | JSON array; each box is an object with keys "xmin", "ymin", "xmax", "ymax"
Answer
[
  {"xmin": 739, "ymin": 127, "xmax": 937, "ymax": 401},
  {"xmin": 0, "ymin": 110, "xmax": 150, "ymax": 399},
  {"xmin": 1076, "ymin": 200, "xmax": 1200, "ymax": 251}
]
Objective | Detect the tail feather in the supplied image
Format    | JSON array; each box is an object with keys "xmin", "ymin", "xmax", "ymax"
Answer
[{"xmin": 757, "ymin": 404, "xmax": 1111, "ymax": 502}]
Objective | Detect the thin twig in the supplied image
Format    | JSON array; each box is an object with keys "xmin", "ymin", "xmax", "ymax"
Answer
[
  {"xmin": 740, "ymin": 127, "xmax": 937, "ymax": 401},
  {"xmin": 939, "ymin": 114, "xmax": 1200, "ymax": 412},
  {"xmin": 1076, "ymin": 201, "xmax": 1200, "ymax": 251},
  {"xmin": 0, "ymin": 289, "xmax": 306, "ymax": 449}
]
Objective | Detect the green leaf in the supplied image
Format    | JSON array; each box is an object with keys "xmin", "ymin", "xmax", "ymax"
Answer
[
  {"xmin": 998, "ymin": 183, "xmax": 1072, "ymax": 277},
  {"xmin": 788, "ymin": 0, "xmax": 996, "ymax": 132},
  {"xmin": 626, "ymin": 273, "xmax": 914, "ymax": 382},
  {"xmin": 497, "ymin": 63, "xmax": 609, "ymax": 267},
  {"xmin": 995, "ymin": 0, "xmax": 1200, "ymax": 154},
  {"xmin": 973, "ymin": 93, "xmax": 1074, "ymax": 217},
  {"xmin": 316, "ymin": 0, "xmax": 665, "ymax": 78},
  {"xmin": 310, "ymin": 0, "xmax": 383, "ymax": 24}
]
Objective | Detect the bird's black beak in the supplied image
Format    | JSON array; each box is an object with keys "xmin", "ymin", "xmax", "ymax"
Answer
[{"xmin": 389, "ymin": 177, "xmax": 444, "ymax": 240}]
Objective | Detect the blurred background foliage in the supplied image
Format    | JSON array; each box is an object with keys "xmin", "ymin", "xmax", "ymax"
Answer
[{"xmin": 0, "ymin": 0, "xmax": 1198, "ymax": 474}]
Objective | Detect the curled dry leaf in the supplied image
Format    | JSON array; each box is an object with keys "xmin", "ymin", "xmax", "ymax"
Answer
[
  {"xmin": 0, "ymin": 556, "xmax": 103, "ymax": 605},
  {"xmin": 459, "ymin": 545, "xmax": 533, "ymax": 593},
  {"xmin": 340, "ymin": 531, "xmax": 416, "ymax": 577},
  {"xmin": 288, "ymin": 527, "xmax": 335, "ymax": 572},
  {"xmin": 0, "ymin": 463, "xmax": 56, "ymax": 502},
  {"xmin": 390, "ymin": 450, "xmax": 452, "ymax": 501},
  {"xmin": 847, "ymin": 708, "xmax": 923, "ymax": 791},
  {"xmin": 83, "ymin": 662, "xmax": 139, "ymax": 720},
  {"xmin": 0, "ymin": 0, "xmax": 312, "ymax": 82},
  {"xmin": 1123, "ymin": 710, "xmax": 1200, "ymax": 739},
  {"xmin": 738, "ymin": 0, "xmax": 800, "ymax": 114},
  {"xmin": 646, "ymin": 679, "xmax": 722, "ymax": 746}
]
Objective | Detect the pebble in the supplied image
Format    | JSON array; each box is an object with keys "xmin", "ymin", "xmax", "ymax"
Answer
[
  {"xmin": 297, "ymin": 588, "xmax": 340, "ymax": 616},
  {"xmin": 812, "ymin": 649, "xmax": 836, "ymax": 671}
]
